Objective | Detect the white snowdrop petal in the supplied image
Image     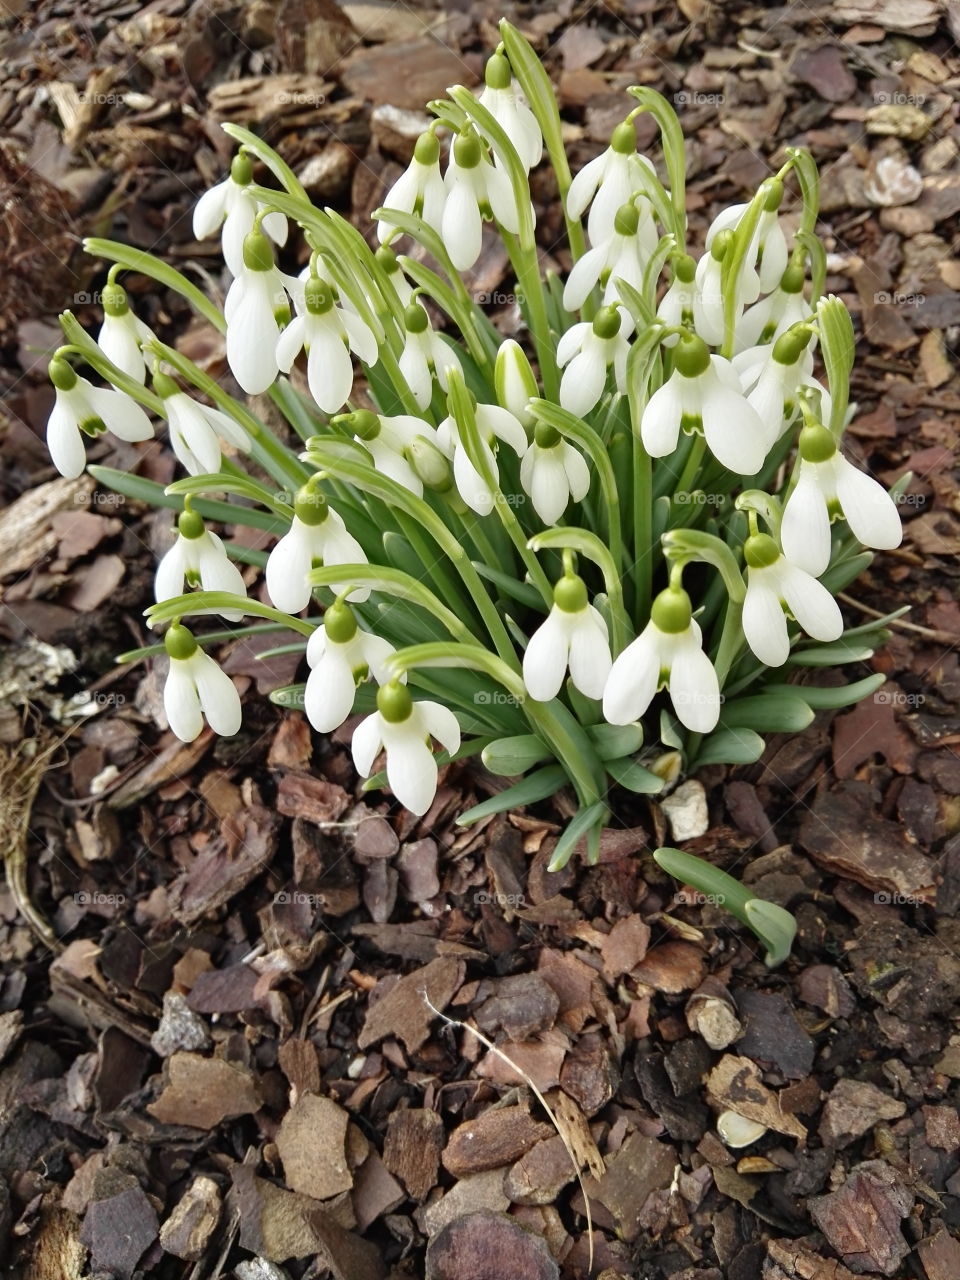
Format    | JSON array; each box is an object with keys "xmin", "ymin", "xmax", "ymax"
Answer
[
  {"xmin": 307, "ymin": 328, "xmax": 353, "ymax": 414},
  {"xmin": 276, "ymin": 314, "xmax": 306, "ymax": 372},
  {"xmin": 384, "ymin": 731, "xmax": 437, "ymax": 816},
  {"xmin": 640, "ymin": 376, "xmax": 684, "ymax": 457},
  {"xmin": 265, "ymin": 523, "xmax": 315, "ymax": 613},
  {"xmin": 566, "ymin": 151, "xmax": 607, "ymax": 221},
  {"xmin": 563, "ymin": 244, "xmax": 607, "ymax": 313},
  {"xmin": 834, "ymin": 456, "xmax": 903, "ymax": 551},
  {"xmin": 443, "ymin": 178, "xmax": 483, "ymax": 271},
  {"xmin": 192, "ymin": 654, "xmax": 242, "ymax": 736},
  {"xmin": 556, "ymin": 322, "xmax": 589, "ymax": 369},
  {"xmin": 399, "ymin": 342, "xmax": 432, "ymax": 410},
  {"xmin": 778, "ymin": 561, "xmax": 844, "ymax": 643},
  {"xmin": 261, "ymin": 209, "xmax": 288, "ymax": 247},
  {"xmin": 99, "ymin": 317, "xmax": 146, "ymax": 383},
  {"xmin": 193, "ymin": 181, "xmax": 229, "ymax": 239},
  {"xmin": 559, "ymin": 345, "xmax": 607, "ymax": 419},
  {"xmin": 479, "ymin": 404, "xmax": 527, "ymax": 456},
  {"xmin": 669, "ymin": 634, "xmax": 721, "ymax": 733},
  {"xmin": 304, "ymin": 650, "xmax": 358, "ymax": 733},
  {"xmin": 700, "ymin": 383, "xmax": 767, "ymax": 475},
  {"xmin": 341, "ymin": 310, "xmax": 379, "ymax": 367},
  {"xmin": 568, "ymin": 610, "xmax": 611, "ymax": 700},
  {"xmin": 453, "ymin": 440, "xmax": 495, "ymax": 516},
  {"xmin": 418, "ymin": 700, "xmax": 461, "ymax": 756},
  {"xmin": 168, "ymin": 399, "xmax": 222, "ymax": 476},
  {"xmin": 227, "ymin": 277, "xmax": 280, "ymax": 394},
  {"xmin": 743, "ymin": 572, "xmax": 790, "ymax": 666},
  {"xmin": 46, "ymin": 397, "xmax": 87, "ymax": 479},
  {"xmin": 358, "ymin": 633, "xmax": 397, "ymax": 686},
  {"xmin": 485, "ymin": 161, "xmax": 521, "ymax": 234},
  {"xmin": 221, "ymin": 197, "xmax": 256, "ymax": 277},
  {"xmin": 781, "ymin": 467, "xmax": 832, "ymax": 576},
  {"xmin": 89, "ymin": 387, "xmax": 154, "ymax": 443},
  {"xmin": 523, "ymin": 611, "xmax": 570, "ymax": 702},
  {"xmin": 154, "ymin": 542, "xmax": 188, "ymax": 603},
  {"xmin": 603, "ymin": 629, "xmax": 660, "ymax": 724},
  {"xmin": 351, "ymin": 713, "xmax": 384, "ymax": 777},
  {"xmin": 164, "ymin": 662, "xmax": 204, "ymax": 742},
  {"xmin": 527, "ymin": 447, "xmax": 569, "ymax": 524}
]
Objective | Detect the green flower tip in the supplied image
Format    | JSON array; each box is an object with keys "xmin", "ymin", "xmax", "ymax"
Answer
[
  {"xmin": 342, "ymin": 409, "xmax": 380, "ymax": 441},
  {"xmin": 404, "ymin": 303, "xmax": 429, "ymax": 335},
  {"xmin": 710, "ymin": 228, "xmax": 733, "ymax": 262},
  {"xmin": 762, "ymin": 177, "xmax": 784, "ymax": 212},
  {"xmin": 453, "ymin": 130, "xmax": 482, "ymax": 170},
  {"xmin": 231, "ymin": 152, "xmax": 253, "ymax": 186},
  {"xmin": 673, "ymin": 332, "xmax": 710, "ymax": 379},
  {"xmin": 484, "ymin": 51, "xmax": 511, "ymax": 90},
  {"xmin": 408, "ymin": 435, "xmax": 452, "ymax": 491},
  {"xmin": 165, "ymin": 623, "xmax": 198, "ymax": 661},
  {"xmin": 324, "ymin": 599, "xmax": 358, "ymax": 644},
  {"xmin": 177, "ymin": 509, "xmax": 206, "ymax": 540},
  {"xmin": 744, "ymin": 898, "xmax": 798, "ymax": 968},
  {"xmin": 614, "ymin": 202, "xmax": 640, "ymax": 238},
  {"xmin": 798, "ymin": 422, "xmax": 837, "ymax": 464},
  {"xmin": 294, "ymin": 485, "xmax": 329, "ymax": 526},
  {"xmin": 651, "ymin": 585, "xmax": 692, "ymax": 633},
  {"xmin": 674, "ymin": 254, "xmax": 696, "ymax": 284},
  {"xmin": 533, "ymin": 421, "xmax": 561, "ymax": 450},
  {"xmin": 49, "ymin": 357, "xmax": 78, "ymax": 391},
  {"xmin": 780, "ymin": 261, "xmax": 806, "ymax": 294},
  {"xmin": 242, "ymin": 229, "xmax": 274, "ymax": 273},
  {"xmin": 592, "ymin": 305, "xmax": 622, "ymax": 340},
  {"xmin": 377, "ymin": 678, "xmax": 412, "ymax": 723},
  {"xmin": 153, "ymin": 370, "xmax": 179, "ymax": 400},
  {"xmin": 772, "ymin": 324, "xmax": 811, "ymax": 367},
  {"xmin": 744, "ymin": 532, "xmax": 780, "ymax": 568},
  {"xmin": 554, "ymin": 573, "xmax": 588, "ymax": 614},
  {"xmin": 610, "ymin": 120, "xmax": 636, "ymax": 155},
  {"xmin": 304, "ymin": 277, "xmax": 334, "ymax": 314},
  {"xmin": 414, "ymin": 131, "xmax": 441, "ymax": 167},
  {"xmin": 101, "ymin": 281, "xmax": 129, "ymax": 317}
]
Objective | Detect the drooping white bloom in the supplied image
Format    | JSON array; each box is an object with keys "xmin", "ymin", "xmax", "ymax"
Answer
[
  {"xmin": 374, "ymin": 246, "xmax": 415, "ymax": 308},
  {"xmin": 157, "ymin": 380, "xmax": 250, "ymax": 477},
  {"xmin": 193, "ymin": 152, "xmax": 287, "ymax": 277},
  {"xmin": 336, "ymin": 409, "xmax": 438, "ymax": 497},
  {"xmin": 155, "ymin": 508, "xmax": 248, "ymax": 621},
  {"xmin": 224, "ymin": 228, "xmax": 290, "ymax": 395},
  {"xmin": 46, "ymin": 357, "xmax": 154, "ymax": 479},
  {"xmin": 377, "ymin": 131, "xmax": 447, "ymax": 244},
  {"xmin": 495, "ymin": 338, "xmax": 539, "ymax": 427},
  {"xmin": 479, "ymin": 53, "xmax": 542, "ymax": 172},
  {"xmin": 523, "ymin": 574, "xmax": 611, "ymax": 702},
  {"xmin": 736, "ymin": 261, "xmax": 809, "ymax": 350},
  {"xmin": 734, "ymin": 326, "xmax": 818, "ymax": 443},
  {"xmin": 398, "ymin": 301, "xmax": 461, "ymax": 410},
  {"xmin": 603, "ymin": 586, "xmax": 720, "ymax": 733},
  {"xmin": 436, "ymin": 402, "xmax": 527, "ymax": 517},
  {"xmin": 641, "ymin": 336, "xmax": 770, "ymax": 474},
  {"xmin": 781, "ymin": 423, "xmax": 902, "ymax": 576},
  {"xmin": 708, "ymin": 182, "xmax": 789, "ymax": 295},
  {"xmin": 304, "ymin": 599, "xmax": 397, "ymax": 734},
  {"xmin": 567, "ymin": 121, "xmax": 658, "ymax": 244},
  {"xmin": 657, "ymin": 254, "xmax": 697, "ymax": 343},
  {"xmin": 692, "ymin": 245, "xmax": 730, "ymax": 347},
  {"xmin": 97, "ymin": 282, "xmax": 155, "ymax": 383},
  {"xmin": 352, "ymin": 680, "xmax": 461, "ymax": 816},
  {"xmin": 275, "ymin": 275, "xmax": 377, "ymax": 414},
  {"xmin": 563, "ymin": 199, "xmax": 657, "ymax": 312},
  {"xmin": 519, "ymin": 422, "xmax": 590, "ymax": 524},
  {"xmin": 742, "ymin": 532, "xmax": 843, "ymax": 667},
  {"xmin": 441, "ymin": 129, "xmax": 522, "ymax": 272},
  {"xmin": 163, "ymin": 624, "xmax": 242, "ymax": 742},
  {"xmin": 557, "ymin": 306, "xmax": 630, "ymax": 419},
  {"xmin": 265, "ymin": 486, "xmax": 370, "ymax": 613}
]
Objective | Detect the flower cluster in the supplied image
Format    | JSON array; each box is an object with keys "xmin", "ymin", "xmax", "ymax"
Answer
[{"xmin": 46, "ymin": 21, "xmax": 903, "ymax": 941}]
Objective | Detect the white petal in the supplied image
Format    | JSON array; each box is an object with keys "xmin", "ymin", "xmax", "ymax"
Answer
[
  {"xmin": 304, "ymin": 649, "xmax": 358, "ymax": 733},
  {"xmin": 226, "ymin": 274, "xmax": 280, "ymax": 394},
  {"xmin": 276, "ymin": 314, "xmax": 306, "ymax": 372},
  {"xmin": 781, "ymin": 466, "xmax": 831, "ymax": 575},
  {"xmin": 562, "ymin": 442, "xmax": 591, "ymax": 503},
  {"xmin": 700, "ymin": 381, "xmax": 768, "ymax": 475},
  {"xmin": 191, "ymin": 653, "xmax": 242, "ymax": 736},
  {"xmin": 641, "ymin": 376, "xmax": 684, "ymax": 457},
  {"xmin": 46, "ymin": 397, "xmax": 87, "ymax": 478},
  {"xmin": 562, "ymin": 244, "xmax": 606, "ymax": 312},
  {"xmin": 567, "ymin": 609, "xmax": 611, "ymax": 700},
  {"xmin": 525, "ymin": 446, "xmax": 569, "ymax": 524},
  {"xmin": 221, "ymin": 196, "xmax": 256, "ymax": 277},
  {"xmin": 567, "ymin": 151, "xmax": 607, "ymax": 221},
  {"xmin": 357, "ymin": 632, "xmax": 397, "ymax": 685},
  {"xmin": 442, "ymin": 178, "xmax": 482, "ymax": 271},
  {"xmin": 167, "ymin": 398, "xmax": 221, "ymax": 476},
  {"xmin": 778, "ymin": 561, "xmax": 844, "ymax": 643},
  {"xmin": 668, "ymin": 629, "xmax": 721, "ymax": 732},
  {"xmin": 88, "ymin": 387, "xmax": 154, "ymax": 443},
  {"xmin": 556, "ymin": 322, "xmax": 589, "ymax": 369},
  {"xmin": 265, "ymin": 522, "xmax": 315, "ymax": 613},
  {"xmin": 154, "ymin": 540, "xmax": 188, "ymax": 603},
  {"xmin": 307, "ymin": 326, "xmax": 353, "ymax": 414},
  {"xmin": 341, "ymin": 310, "xmax": 379, "ymax": 366},
  {"xmin": 743, "ymin": 571, "xmax": 790, "ymax": 666},
  {"xmin": 559, "ymin": 344, "xmax": 607, "ymax": 419},
  {"xmin": 478, "ymin": 404, "xmax": 527, "ymax": 456},
  {"xmin": 261, "ymin": 209, "xmax": 288, "ymax": 247},
  {"xmin": 98, "ymin": 316, "xmax": 146, "ymax": 383},
  {"xmin": 193, "ymin": 181, "xmax": 229, "ymax": 239},
  {"xmin": 834, "ymin": 455, "xmax": 902, "ymax": 551},
  {"xmin": 523, "ymin": 610, "xmax": 571, "ymax": 702},
  {"xmin": 399, "ymin": 341, "xmax": 432, "ymax": 410},
  {"xmin": 383, "ymin": 729, "xmax": 437, "ymax": 816},
  {"xmin": 417, "ymin": 700, "xmax": 461, "ymax": 755},
  {"xmin": 164, "ymin": 661, "xmax": 205, "ymax": 742},
  {"xmin": 484, "ymin": 161, "xmax": 521, "ymax": 234},
  {"xmin": 453, "ymin": 441, "xmax": 495, "ymax": 516},
  {"xmin": 197, "ymin": 534, "xmax": 248, "ymax": 610},
  {"xmin": 351, "ymin": 713, "xmax": 384, "ymax": 777},
  {"xmin": 603, "ymin": 628, "xmax": 660, "ymax": 724}
]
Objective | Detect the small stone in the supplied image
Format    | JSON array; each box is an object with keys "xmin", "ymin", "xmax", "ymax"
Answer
[
  {"xmin": 151, "ymin": 992, "xmax": 211, "ymax": 1057},
  {"xmin": 661, "ymin": 779, "xmax": 709, "ymax": 842},
  {"xmin": 159, "ymin": 1175, "xmax": 222, "ymax": 1261},
  {"xmin": 717, "ymin": 1110, "xmax": 768, "ymax": 1148}
]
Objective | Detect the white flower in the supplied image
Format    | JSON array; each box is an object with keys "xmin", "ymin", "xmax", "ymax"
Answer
[
  {"xmin": 46, "ymin": 358, "xmax": 154, "ymax": 479},
  {"xmin": 375, "ymin": 246, "xmax": 415, "ymax": 308},
  {"xmin": 567, "ymin": 122, "xmax": 658, "ymax": 243},
  {"xmin": 352, "ymin": 680, "xmax": 461, "ymax": 816},
  {"xmin": 557, "ymin": 307, "xmax": 630, "ymax": 419},
  {"xmin": 742, "ymin": 533, "xmax": 843, "ymax": 667},
  {"xmin": 603, "ymin": 587, "xmax": 720, "ymax": 733},
  {"xmin": 479, "ymin": 53, "xmax": 542, "ymax": 172},
  {"xmin": 736, "ymin": 263, "xmax": 809, "ymax": 350},
  {"xmin": 224, "ymin": 229, "xmax": 290, "ymax": 395},
  {"xmin": 97, "ymin": 282, "xmax": 155, "ymax": 383},
  {"xmin": 692, "ymin": 248, "xmax": 730, "ymax": 347},
  {"xmin": 398, "ymin": 301, "xmax": 461, "ymax": 410},
  {"xmin": 159, "ymin": 387, "xmax": 250, "ymax": 477},
  {"xmin": 155, "ymin": 508, "xmax": 248, "ymax": 621},
  {"xmin": 275, "ymin": 276, "xmax": 377, "ymax": 414},
  {"xmin": 523, "ymin": 574, "xmax": 611, "ymax": 702},
  {"xmin": 377, "ymin": 131, "xmax": 447, "ymax": 244},
  {"xmin": 163, "ymin": 624, "xmax": 241, "ymax": 742},
  {"xmin": 735, "ymin": 329, "xmax": 820, "ymax": 444},
  {"xmin": 708, "ymin": 187, "xmax": 789, "ymax": 295},
  {"xmin": 266, "ymin": 487, "xmax": 370, "ymax": 613},
  {"xmin": 520, "ymin": 423, "xmax": 590, "ymax": 524},
  {"xmin": 495, "ymin": 338, "xmax": 539, "ymax": 427},
  {"xmin": 780, "ymin": 423, "xmax": 902, "ymax": 577},
  {"xmin": 304, "ymin": 600, "xmax": 397, "ymax": 733},
  {"xmin": 338, "ymin": 409, "xmax": 438, "ymax": 497},
  {"xmin": 657, "ymin": 255, "xmax": 697, "ymax": 342},
  {"xmin": 563, "ymin": 199, "xmax": 656, "ymax": 312},
  {"xmin": 441, "ymin": 129, "xmax": 522, "ymax": 271},
  {"xmin": 641, "ymin": 337, "xmax": 770, "ymax": 474},
  {"xmin": 436, "ymin": 402, "xmax": 527, "ymax": 516},
  {"xmin": 193, "ymin": 152, "xmax": 287, "ymax": 277}
]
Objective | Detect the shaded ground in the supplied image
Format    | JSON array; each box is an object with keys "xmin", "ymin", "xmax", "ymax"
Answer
[{"xmin": 0, "ymin": 1, "xmax": 959, "ymax": 1277}]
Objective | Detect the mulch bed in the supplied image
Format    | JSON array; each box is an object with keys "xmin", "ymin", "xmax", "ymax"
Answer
[{"xmin": 1, "ymin": 1, "xmax": 959, "ymax": 1277}]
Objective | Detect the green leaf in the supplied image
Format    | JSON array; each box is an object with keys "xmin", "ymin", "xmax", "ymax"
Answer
[
  {"xmin": 761, "ymin": 673, "xmax": 886, "ymax": 710},
  {"xmin": 788, "ymin": 639, "xmax": 883, "ymax": 667},
  {"xmin": 586, "ymin": 722, "xmax": 644, "ymax": 761},
  {"xmin": 719, "ymin": 693, "xmax": 814, "ymax": 734},
  {"xmin": 481, "ymin": 734, "xmax": 552, "ymax": 776},
  {"xmin": 270, "ymin": 683, "xmax": 306, "ymax": 709},
  {"xmin": 818, "ymin": 551, "xmax": 874, "ymax": 593},
  {"xmin": 455, "ymin": 765, "xmax": 567, "ymax": 827},
  {"xmin": 693, "ymin": 726, "xmax": 766, "ymax": 767},
  {"xmin": 548, "ymin": 801, "xmax": 609, "ymax": 872},
  {"xmin": 605, "ymin": 757, "xmax": 665, "ymax": 794},
  {"xmin": 88, "ymin": 466, "xmax": 286, "ymax": 533},
  {"xmin": 817, "ymin": 295, "xmax": 855, "ymax": 438}
]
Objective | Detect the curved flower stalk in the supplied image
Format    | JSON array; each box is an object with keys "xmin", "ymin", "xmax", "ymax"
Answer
[{"xmin": 48, "ymin": 21, "xmax": 906, "ymax": 965}]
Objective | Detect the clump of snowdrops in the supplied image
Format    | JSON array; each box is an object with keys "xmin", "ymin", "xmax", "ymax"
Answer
[{"xmin": 47, "ymin": 21, "xmax": 906, "ymax": 964}]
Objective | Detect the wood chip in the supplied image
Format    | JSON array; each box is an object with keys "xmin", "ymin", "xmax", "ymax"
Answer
[
  {"xmin": 425, "ymin": 1210, "xmax": 559, "ymax": 1280},
  {"xmin": 706, "ymin": 1055, "xmax": 807, "ymax": 1141},
  {"xmin": 158, "ymin": 1175, "xmax": 222, "ymax": 1261},
  {"xmin": 358, "ymin": 957, "xmax": 464, "ymax": 1052},
  {"xmin": 147, "ymin": 1052, "xmax": 262, "ymax": 1129},
  {"xmin": 276, "ymin": 1093, "xmax": 353, "ymax": 1200},
  {"xmin": 383, "ymin": 1108, "xmax": 444, "ymax": 1200},
  {"xmin": 442, "ymin": 1106, "xmax": 553, "ymax": 1178},
  {"xmin": 808, "ymin": 1161, "xmax": 913, "ymax": 1276}
]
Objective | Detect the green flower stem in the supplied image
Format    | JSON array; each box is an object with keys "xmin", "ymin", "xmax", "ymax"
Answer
[
  {"xmin": 626, "ymin": 89, "xmax": 687, "ymax": 246},
  {"xmin": 786, "ymin": 146, "xmax": 820, "ymax": 239},
  {"xmin": 88, "ymin": 465, "xmax": 285, "ymax": 532},
  {"xmin": 307, "ymin": 564, "xmax": 473, "ymax": 643},
  {"xmin": 500, "ymin": 228, "xmax": 559, "ymax": 400},
  {"xmin": 146, "ymin": 590, "xmax": 315, "ymax": 637},
  {"xmin": 166, "ymin": 471, "xmax": 294, "ymax": 519},
  {"xmin": 459, "ymin": 510, "xmax": 513, "ymax": 584},
  {"xmin": 222, "ymin": 123, "xmax": 311, "ymax": 205},
  {"xmin": 57, "ymin": 316, "xmax": 164, "ymax": 415},
  {"xmin": 675, "ymin": 433, "xmax": 706, "ymax": 496},
  {"xmin": 398, "ymin": 255, "xmax": 494, "ymax": 373},
  {"xmin": 632, "ymin": 433, "xmax": 653, "ymax": 621},
  {"xmin": 529, "ymin": 526, "xmax": 628, "ymax": 652},
  {"xmin": 82, "ymin": 239, "xmax": 226, "ymax": 332},
  {"xmin": 118, "ymin": 622, "xmax": 289, "ymax": 663}
]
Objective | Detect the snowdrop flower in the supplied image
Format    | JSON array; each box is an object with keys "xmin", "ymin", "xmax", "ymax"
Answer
[
  {"xmin": 352, "ymin": 679, "xmax": 461, "ymax": 816},
  {"xmin": 523, "ymin": 572, "xmax": 611, "ymax": 701},
  {"xmin": 399, "ymin": 301, "xmax": 461, "ymax": 410},
  {"xmin": 46, "ymin": 357, "xmax": 154, "ymax": 479},
  {"xmin": 708, "ymin": 179, "xmax": 789, "ymax": 296},
  {"xmin": 436, "ymin": 401, "xmax": 527, "ymax": 516},
  {"xmin": 265, "ymin": 484, "xmax": 370, "ymax": 613},
  {"xmin": 563, "ymin": 200, "xmax": 657, "ymax": 312},
  {"xmin": 520, "ymin": 421, "xmax": 590, "ymax": 524},
  {"xmin": 304, "ymin": 598, "xmax": 397, "ymax": 734},
  {"xmin": 495, "ymin": 338, "xmax": 538, "ymax": 427},
  {"xmin": 736, "ymin": 260, "xmax": 809, "ymax": 350},
  {"xmin": 155, "ymin": 507, "xmax": 248, "ymax": 621},
  {"xmin": 224, "ymin": 228, "xmax": 290, "ymax": 395},
  {"xmin": 692, "ymin": 230, "xmax": 751, "ymax": 347},
  {"xmin": 742, "ymin": 532, "xmax": 843, "ymax": 667},
  {"xmin": 275, "ymin": 275, "xmax": 377, "ymax": 414},
  {"xmin": 374, "ymin": 246, "xmax": 414, "ymax": 308},
  {"xmin": 781, "ymin": 422, "xmax": 902, "ymax": 577},
  {"xmin": 479, "ymin": 52, "xmax": 542, "ymax": 172},
  {"xmin": 657, "ymin": 254, "xmax": 697, "ymax": 343},
  {"xmin": 641, "ymin": 334, "xmax": 769, "ymax": 474},
  {"xmin": 441, "ymin": 128, "xmax": 522, "ymax": 272},
  {"xmin": 567, "ymin": 120, "xmax": 658, "ymax": 244},
  {"xmin": 377, "ymin": 131, "xmax": 446, "ymax": 244},
  {"xmin": 193, "ymin": 152, "xmax": 287, "ymax": 277},
  {"xmin": 97, "ymin": 281, "xmax": 155, "ymax": 383},
  {"xmin": 604, "ymin": 584, "xmax": 720, "ymax": 733},
  {"xmin": 154, "ymin": 375, "xmax": 250, "ymax": 476},
  {"xmin": 736, "ymin": 325, "xmax": 817, "ymax": 443},
  {"xmin": 557, "ymin": 305, "xmax": 630, "ymax": 419},
  {"xmin": 163, "ymin": 623, "xmax": 241, "ymax": 742},
  {"xmin": 335, "ymin": 409, "xmax": 438, "ymax": 497}
]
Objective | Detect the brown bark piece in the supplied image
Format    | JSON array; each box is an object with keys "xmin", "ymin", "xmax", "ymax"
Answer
[
  {"xmin": 505, "ymin": 1134, "xmax": 577, "ymax": 1206},
  {"xmin": 918, "ymin": 1227, "xmax": 960, "ymax": 1280},
  {"xmin": 819, "ymin": 1079, "xmax": 906, "ymax": 1148},
  {"xmin": 584, "ymin": 1130, "xmax": 676, "ymax": 1243},
  {"xmin": 425, "ymin": 1210, "xmax": 559, "ymax": 1280},
  {"xmin": 383, "ymin": 1109, "xmax": 444, "ymax": 1200},
  {"xmin": 276, "ymin": 1094, "xmax": 353, "ymax": 1201},
  {"xmin": 358, "ymin": 957, "xmax": 463, "ymax": 1052},
  {"xmin": 706, "ymin": 1055, "xmax": 807, "ymax": 1141},
  {"xmin": 80, "ymin": 1185, "xmax": 159, "ymax": 1280},
  {"xmin": 809, "ymin": 1162, "xmax": 913, "ymax": 1276},
  {"xmin": 474, "ymin": 973, "xmax": 560, "ymax": 1042},
  {"xmin": 147, "ymin": 1053, "xmax": 262, "ymax": 1130},
  {"xmin": 158, "ymin": 1174, "xmax": 221, "ymax": 1261},
  {"xmin": 442, "ymin": 1106, "xmax": 552, "ymax": 1178},
  {"xmin": 633, "ymin": 941, "xmax": 706, "ymax": 993},
  {"xmin": 601, "ymin": 915, "xmax": 651, "ymax": 980}
]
